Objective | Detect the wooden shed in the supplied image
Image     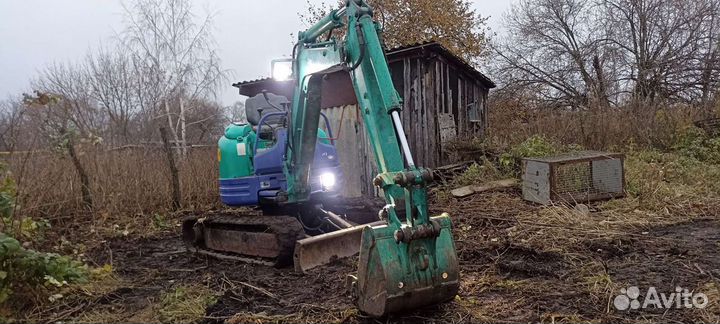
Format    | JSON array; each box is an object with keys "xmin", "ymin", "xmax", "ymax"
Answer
[
  {"xmin": 233, "ymin": 41, "xmax": 495, "ymax": 197},
  {"xmin": 386, "ymin": 42, "xmax": 495, "ymax": 167}
]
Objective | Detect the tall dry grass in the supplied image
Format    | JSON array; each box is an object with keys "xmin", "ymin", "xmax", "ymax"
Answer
[
  {"xmin": 4, "ymin": 99, "xmax": 718, "ymax": 232},
  {"xmin": 487, "ymin": 96, "xmax": 717, "ymax": 150},
  {"xmin": 3, "ymin": 146, "xmax": 219, "ymax": 224}
]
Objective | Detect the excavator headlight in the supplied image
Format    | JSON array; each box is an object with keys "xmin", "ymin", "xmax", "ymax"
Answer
[
  {"xmin": 271, "ymin": 59, "xmax": 293, "ymax": 81},
  {"xmin": 320, "ymin": 172, "xmax": 336, "ymax": 190}
]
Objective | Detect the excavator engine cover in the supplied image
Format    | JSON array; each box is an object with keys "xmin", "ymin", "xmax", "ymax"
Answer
[{"xmin": 355, "ymin": 214, "xmax": 459, "ymax": 317}]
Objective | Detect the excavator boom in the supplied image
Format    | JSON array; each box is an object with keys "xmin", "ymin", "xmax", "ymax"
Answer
[{"xmin": 287, "ymin": 0, "xmax": 460, "ymax": 316}]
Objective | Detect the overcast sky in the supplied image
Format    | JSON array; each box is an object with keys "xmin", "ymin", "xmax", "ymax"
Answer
[{"xmin": 0, "ymin": 0, "xmax": 513, "ymax": 106}]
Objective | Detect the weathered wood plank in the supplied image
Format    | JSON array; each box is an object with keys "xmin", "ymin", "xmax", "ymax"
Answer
[
  {"xmin": 451, "ymin": 179, "xmax": 519, "ymax": 198},
  {"xmin": 483, "ymin": 86, "xmax": 489, "ymax": 134},
  {"xmin": 419, "ymin": 58, "xmax": 429, "ymax": 168},
  {"xmin": 403, "ymin": 57, "xmax": 411, "ymax": 142},
  {"xmin": 413, "ymin": 59, "xmax": 423, "ymax": 166},
  {"xmin": 458, "ymin": 77, "xmax": 465, "ymax": 139},
  {"xmin": 440, "ymin": 60, "xmax": 445, "ymax": 115},
  {"xmin": 427, "ymin": 60, "xmax": 438, "ymax": 168},
  {"xmin": 438, "ymin": 113, "xmax": 456, "ymax": 146},
  {"xmin": 476, "ymin": 85, "xmax": 483, "ymax": 135},
  {"xmin": 446, "ymin": 64, "xmax": 452, "ymax": 147},
  {"xmin": 321, "ymin": 105, "xmax": 364, "ymax": 198},
  {"xmin": 444, "ymin": 62, "xmax": 452, "ymax": 163}
]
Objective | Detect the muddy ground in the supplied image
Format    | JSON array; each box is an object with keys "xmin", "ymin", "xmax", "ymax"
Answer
[{"xmin": 31, "ymin": 189, "xmax": 720, "ymax": 323}]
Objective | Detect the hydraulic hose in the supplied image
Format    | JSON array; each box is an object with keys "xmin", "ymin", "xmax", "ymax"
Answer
[{"xmin": 348, "ymin": 20, "xmax": 366, "ymax": 71}]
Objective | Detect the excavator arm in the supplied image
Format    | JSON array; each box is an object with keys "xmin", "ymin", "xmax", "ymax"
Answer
[
  {"xmin": 284, "ymin": 0, "xmax": 460, "ymax": 316},
  {"xmin": 285, "ymin": 1, "xmax": 423, "ymax": 226}
]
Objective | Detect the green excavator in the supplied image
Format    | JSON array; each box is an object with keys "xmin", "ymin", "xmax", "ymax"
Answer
[{"xmin": 182, "ymin": 0, "xmax": 459, "ymax": 316}]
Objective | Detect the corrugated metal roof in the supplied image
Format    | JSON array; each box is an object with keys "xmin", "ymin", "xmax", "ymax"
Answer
[
  {"xmin": 231, "ymin": 77, "xmax": 277, "ymax": 88},
  {"xmin": 231, "ymin": 78, "xmax": 294, "ymax": 99}
]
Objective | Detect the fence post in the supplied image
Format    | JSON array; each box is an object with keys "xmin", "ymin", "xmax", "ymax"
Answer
[{"xmin": 159, "ymin": 127, "xmax": 181, "ymax": 210}]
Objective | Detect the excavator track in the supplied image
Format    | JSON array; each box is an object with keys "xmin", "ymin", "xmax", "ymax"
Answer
[{"xmin": 181, "ymin": 212, "xmax": 305, "ymax": 267}]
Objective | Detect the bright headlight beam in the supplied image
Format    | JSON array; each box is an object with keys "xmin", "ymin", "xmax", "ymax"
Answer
[
  {"xmin": 320, "ymin": 172, "xmax": 336, "ymax": 190},
  {"xmin": 271, "ymin": 60, "xmax": 293, "ymax": 81}
]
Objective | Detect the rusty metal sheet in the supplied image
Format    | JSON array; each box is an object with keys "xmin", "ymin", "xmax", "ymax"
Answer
[{"xmin": 319, "ymin": 69, "xmax": 357, "ymax": 108}]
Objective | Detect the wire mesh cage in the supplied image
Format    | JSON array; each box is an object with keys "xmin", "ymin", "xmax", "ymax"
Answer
[{"xmin": 521, "ymin": 151, "xmax": 625, "ymax": 205}]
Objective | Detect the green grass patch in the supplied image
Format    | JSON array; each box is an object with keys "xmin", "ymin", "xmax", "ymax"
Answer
[{"xmin": 158, "ymin": 284, "xmax": 217, "ymax": 323}]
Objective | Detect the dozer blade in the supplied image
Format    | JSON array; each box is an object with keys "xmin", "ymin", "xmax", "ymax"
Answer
[
  {"xmin": 353, "ymin": 214, "xmax": 460, "ymax": 317},
  {"xmin": 294, "ymin": 221, "xmax": 385, "ymax": 273}
]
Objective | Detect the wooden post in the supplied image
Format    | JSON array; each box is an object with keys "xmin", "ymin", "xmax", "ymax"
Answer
[{"xmin": 160, "ymin": 127, "xmax": 181, "ymax": 210}]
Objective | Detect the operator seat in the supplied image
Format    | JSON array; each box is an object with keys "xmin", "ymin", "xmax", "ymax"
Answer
[
  {"xmin": 245, "ymin": 92, "xmax": 289, "ymax": 142},
  {"xmin": 245, "ymin": 92, "xmax": 289, "ymax": 126}
]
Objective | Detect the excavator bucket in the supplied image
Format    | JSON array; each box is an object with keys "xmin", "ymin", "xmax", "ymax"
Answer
[{"xmin": 353, "ymin": 214, "xmax": 460, "ymax": 317}]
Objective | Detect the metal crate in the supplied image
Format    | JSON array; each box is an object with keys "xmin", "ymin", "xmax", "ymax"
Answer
[{"xmin": 522, "ymin": 151, "xmax": 625, "ymax": 205}]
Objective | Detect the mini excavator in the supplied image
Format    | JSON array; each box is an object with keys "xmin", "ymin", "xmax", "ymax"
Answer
[{"xmin": 182, "ymin": 0, "xmax": 459, "ymax": 316}]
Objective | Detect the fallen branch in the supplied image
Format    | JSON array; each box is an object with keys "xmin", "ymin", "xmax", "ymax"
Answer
[
  {"xmin": 221, "ymin": 273, "xmax": 280, "ymax": 301},
  {"xmin": 236, "ymin": 281, "xmax": 279, "ymax": 300},
  {"xmin": 451, "ymin": 179, "xmax": 518, "ymax": 198}
]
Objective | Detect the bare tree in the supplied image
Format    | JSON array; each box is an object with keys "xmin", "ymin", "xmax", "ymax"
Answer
[
  {"xmin": 179, "ymin": 97, "xmax": 225, "ymax": 144},
  {"xmin": 33, "ymin": 63, "xmax": 103, "ymax": 136},
  {"xmin": 226, "ymin": 101, "xmax": 246, "ymax": 124},
  {"xmin": 494, "ymin": 0, "xmax": 611, "ymax": 109},
  {"xmin": 495, "ymin": 0, "xmax": 720, "ymax": 110},
  {"xmin": 698, "ymin": 0, "xmax": 720, "ymax": 116},
  {"xmin": 0, "ymin": 98, "xmax": 27, "ymax": 152},
  {"xmin": 22, "ymin": 88, "xmax": 97, "ymax": 210},
  {"xmin": 121, "ymin": 0, "xmax": 226, "ymax": 155},
  {"xmin": 86, "ymin": 48, "xmax": 140, "ymax": 145},
  {"xmin": 601, "ymin": 0, "xmax": 719, "ymax": 103}
]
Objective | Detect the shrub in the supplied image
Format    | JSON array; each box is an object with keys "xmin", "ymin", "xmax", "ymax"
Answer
[
  {"xmin": 0, "ymin": 164, "xmax": 86, "ymax": 306},
  {"xmin": 444, "ymin": 137, "xmax": 501, "ymax": 162},
  {"xmin": 620, "ymin": 149, "xmax": 720, "ymax": 211},
  {"xmin": 499, "ymin": 135, "xmax": 560, "ymax": 175},
  {"xmin": 451, "ymin": 159, "xmax": 503, "ymax": 187},
  {"xmin": 0, "ymin": 234, "xmax": 87, "ymax": 303},
  {"xmin": 671, "ymin": 126, "xmax": 720, "ymax": 164}
]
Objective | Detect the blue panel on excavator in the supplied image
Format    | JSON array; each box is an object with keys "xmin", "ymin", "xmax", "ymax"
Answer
[
  {"xmin": 220, "ymin": 127, "xmax": 342, "ymax": 207},
  {"xmin": 254, "ymin": 129, "xmax": 288, "ymax": 176},
  {"xmin": 219, "ymin": 174, "xmax": 286, "ymax": 206}
]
